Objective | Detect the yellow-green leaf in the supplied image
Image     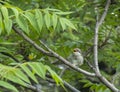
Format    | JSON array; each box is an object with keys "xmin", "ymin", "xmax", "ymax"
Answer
[
  {"xmin": 25, "ymin": 12, "xmax": 39, "ymax": 33},
  {"xmin": 0, "ymin": 12, "xmax": 4, "ymax": 34},
  {"xmin": 16, "ymin": 14, "xmax": 29, "ymax": 34},
  {"xmin": 44, "ymin": 12, "xmax": 51, "ymax": 29},
  {"xmin": 20, "ymin": 64, "xmax": 38, "ymax": 83},
  {"xmin": 35, "ymin": 9, "xmax": 43, "ymax": 32},
  {"xmin": 59, "ymin": 18, "xmax": 66, "ymax": 30},
  {"xmin": 52, "ymin": 13, "xmax": 57, "ymax": 30},
  {"xmin": 4, "ymin": 19, "xmax": 12, "ymax": 34},
  {"xmin": 0, "ymin": 81, "xmax": 18, "ymax": 92},
  {"xmin": 62, "ymin": 18, "xmax": 76, "ymax": 30},
  {"xmin": 1, "ymin": 6, "xmax": 9, "ymax": 21},
  {"xmin": 15, "ymin": 70, "xmax": 31, "ymax": 84},
  {"xmin": 28, "ymin": 62, "xmax": 46, "ymax": 79},
  {"xmin": 11, "ymin": 8, "xmax": 19, "ymax": 18}
]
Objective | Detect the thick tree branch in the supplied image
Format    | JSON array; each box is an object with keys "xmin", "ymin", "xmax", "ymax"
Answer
[
  {"xmin": 12, "ymin": 26, "xmax": 95, "ymax": 77},
  {"xmin": 94, "ymin": 0, "xmax": 120, "ymax": 92}
]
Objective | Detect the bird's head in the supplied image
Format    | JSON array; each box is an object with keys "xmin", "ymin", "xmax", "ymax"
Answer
[{"xmin": 73, "ymin": 48, "xmax": 81, "ymax": 53}]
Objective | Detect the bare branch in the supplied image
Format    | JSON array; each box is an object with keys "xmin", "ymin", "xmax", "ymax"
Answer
[
  {"xmin": 94, "ymin": 0, "xmax": 111, "ymax": 73},
  {"xmin": 12, "ymin": 26, "xmax": 95, "ymax": 77},
  {"xmin": 93, "ymin": 0, "xmax": 120, "ymax": 91}
]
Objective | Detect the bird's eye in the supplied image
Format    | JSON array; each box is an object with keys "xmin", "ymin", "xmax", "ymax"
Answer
[{"xmin": 73, "ymin": 49, "xmax": 77, "ymax": 52}]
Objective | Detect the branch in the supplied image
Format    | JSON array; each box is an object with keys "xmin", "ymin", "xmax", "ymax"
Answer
[
  {"xmin": 46, "ymin": 77, "xmax": 81, "ymax": 92},
  {"xmin": 93, "ymin": 0, "xmax": 120, "ymax": 92},
  {"xmin": 12, "ymin": 26, "xmax": 95, "ymax": 77},
  {"xmin": 94, "ymin": 0, "xmax": 110, "ymax": 73}
]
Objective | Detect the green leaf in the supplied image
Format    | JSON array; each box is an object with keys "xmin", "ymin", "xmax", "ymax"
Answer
[
  {"xmin": 20, "ymin": 64, "xmax": 38, "ymax": 83},
  {"xmin": 24, "ymin": 12, "xmax": 39, "ymax": 33},
  {"xmin": 4, "ymin": 74, "xmax": 28, "ymax": 87},
  {"xmin": 44, "ymin": 12, "xmax": 51, "ymax": 29},
  {"xmin": 11, "ymin": 8, "xmax": 19, "ymax": 18},
  {"xmin": 59, "ymin": 18, "xmax": 66, "ymax": 30},
  {"xmin": 52, "ymin": 13, "xmax": 58, "ymax": 30},
  {"xmin": 15, "ymin": 69, "xmax": 31, "ymax": 84},
  {"xmin": 45, "ymin": 65, "xmax": 63, "ymax": 85},
  {"xmin": 0, "ymin": 41, "xmax": 18, "ymax": 45},
  {"xmin": 0, "ymin": 81, "xmax": 18, "ymax": 92},
  {"xmin": 61, "ymin": 18, "xmax": 76, "ymax": 30},
  {"xmin": 35, "ymin": 9, "xmax": 43, "ymax": 32},
  {"xmin": 1, "ymin": 6, "xmax": 9, "ymax": 21},
  {"xmin": 16, "ymin": 14, "xmax": 29, "ymax": 34},
  {"xmin": 28, "ymin": 62, "xmax": 46, "ymax": 79},
  {"xmin": 0, "ymin": 12, "xmax": 4, "ymax": 34},
  {"xmin": 55, "ymin": 11, "xmax": 73, "ymax": 15},
  {"xmin": 4, "ymin": 19, "xmax": 12, "ymax": 34}
]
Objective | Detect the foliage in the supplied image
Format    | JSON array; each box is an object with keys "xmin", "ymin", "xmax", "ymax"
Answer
[{"xmin": 0, "ymin": 0, "xmax": 120, "ymax": 92}]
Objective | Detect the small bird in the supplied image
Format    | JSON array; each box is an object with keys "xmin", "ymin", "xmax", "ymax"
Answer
[{"xmin": 71, "ymin": 48, "xmax": 84, "ymax": 66}]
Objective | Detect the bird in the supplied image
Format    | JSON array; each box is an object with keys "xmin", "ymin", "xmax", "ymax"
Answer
[
  {"xmin": 67, "ymin": 48, "xmax": 84, "ymax": 67},
  {"xmin": 59, "ymin": 48, "xmax": 84, "ymax": 76}
]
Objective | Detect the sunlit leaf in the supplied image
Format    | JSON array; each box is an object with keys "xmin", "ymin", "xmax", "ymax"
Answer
[
  {"xmin": 61, "ymin": 18, "xmax": 76, "ymax": 30},
  {"xmin": 4, "ymin": 19, "xmax": 12, "ymax": 34},
  {"xmin": 45, "ymin": 65, "xmax": 63, "ymax": 85},
  {"xmin": 0, "ymin": 12, "xmax": 4, "ymax": 34},
  {"xmin": 59, "ymin": 18, "xmax": 66, "ymax": 30},
  {"xmin": 20, "ymin": 64, "xmax": 38, "ymax": 83},
  {"xmin": 44, "ymin": 12, "xmax": 51, "ymax": 29},
  {"xmin": 52, "ymin": 13, "xmax": 58, "ymax": 30},
  {"xmin": 11, "ymin": 8, "xmax": 19, "ymax": 17},
  {"xmin": 24, "ymin": 12, "xmax": 39, "ymax": 33},
  {"xmin": 28, "ymin": 62, "xmax": 46, "ymax": 79},
  {"xmin": 35, "ymin": 9, "xmax": 43, "ymax": 32},
  {"xmin": 55, "ymin": 11, "xmax": 73, "ymax": 15},
  {"xmin": 16, "ymin": 14, "xmax": 29, "ymax": 34},
  {"xmin": 4, "ymin": 73, "xmax": 28, "ymax": 87},
  {"xmin": 15, "ymin": 69, "xmax": 31, "ymax": 84},
  {"xmin": 0, "ymin": 81, "xmax": 18, "ymax": 92},
  {"xmin": 1, "ymin": 6, "xmax": 9, "ymax": 21}
]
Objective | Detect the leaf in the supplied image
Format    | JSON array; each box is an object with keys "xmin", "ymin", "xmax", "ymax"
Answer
[
  {"xmin": 11, "ymin": 8, "xmax": 19, "ymax": 18},
  {"xmin": 0, "ymin": 41, "xmax": 18, "ymax": 45},
  {"xmin": 1, "ymin": 6, "xmax": 9, "ymax": 21},
  {"xmin": 16, "ymin": 14, "xmax": 29, "ymax": 34},
  {"xmin": 59, "ymin": 18, "xmax": 66, "ymax": 30},
  {"xmin": 44, "ymin": 12, "xmax": 51, "ymax": 29},
  {"xmin": 52, "ymin": 13, "xmax": 58, "ymax": 30},
  {"xmin": 24, "ymin": 12, "xmax": 39, "ymax": 33},
  {"xmin": 0, "ymin": 81, "xmax": 18, "ymax": 92},
  {"xmin": 15, "ymin": 69, "xmax": 31, "ymax": 84},
  {"xmin": 20, "ymin": 64, "xmax": 38, "ymax": 83},
  {"xmin": 0, "ymin": 12, "xmax": 4, "ymax": 34},
  {"xmin": 55, "ymin": 11, "xmax": 73, "ymax": 15},
  {"xmin": 4, "ymin": 19, "xmax": 12, "ymax": 34},
  {"xmin": 35, "ymin": 9, "xmax": 43, "ymax": 32},
  {"xmin": 61, "ymin": 18, "xmax": 76, "ymax": 30},
  {"xmin": 4, "ymin": 73, "xmax": 28, "ymax": 87},
  {"xmin": 45, "ymin": 65, "xmax": 63, "ymax": 85},
  {"xmin": 28, "ymin": 62, "xmax": 46, "ymax": 79}
]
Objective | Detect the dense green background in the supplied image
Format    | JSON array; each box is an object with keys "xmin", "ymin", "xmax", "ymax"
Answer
[{"xmin": 0, "ymin": 0, "xmax": 120, "ymax": 92}]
